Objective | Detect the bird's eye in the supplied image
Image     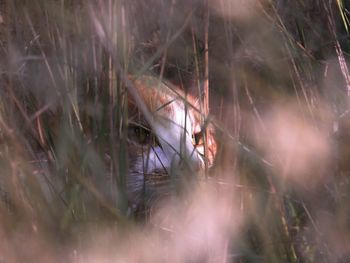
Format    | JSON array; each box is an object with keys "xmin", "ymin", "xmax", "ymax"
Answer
[{"xmin": 128, "ymin": 124, "xmax": 152, "ymax": 145}]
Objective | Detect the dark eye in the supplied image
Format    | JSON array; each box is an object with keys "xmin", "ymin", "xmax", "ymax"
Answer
[
  {"xmin": 193, "ymin": 131, "xmax": 203, "ymax": 146},
  {"xmin": 128, "ymin": 124, "xmax": 152, "ymax": 145}
]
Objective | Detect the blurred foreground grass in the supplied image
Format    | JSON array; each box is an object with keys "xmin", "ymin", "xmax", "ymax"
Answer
[{"xmin": 0, "ymin": 0, "xmax": 350, "ymax": 262}]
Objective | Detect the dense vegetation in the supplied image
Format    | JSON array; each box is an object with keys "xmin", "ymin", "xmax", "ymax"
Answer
[{"xmin": 0, "ymin": 0, "xmax": 349, "ymax": 262}]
